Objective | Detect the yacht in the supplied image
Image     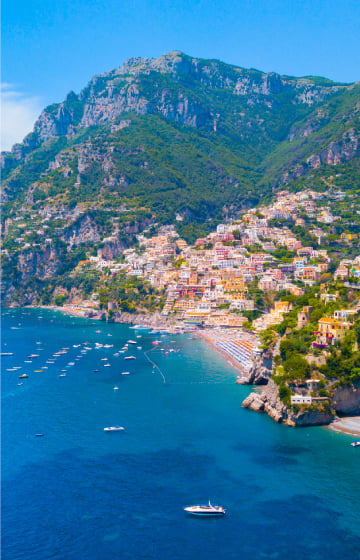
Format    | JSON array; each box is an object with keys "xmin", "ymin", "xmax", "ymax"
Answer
[
  {"xmin": 18, "ymin": 374, "xmax": 29, "ymax": 379},
  {"xmin": 104, "ymin": 426, "xmax": 125, "ymax": 432},
  {"xmin": 124, "ymin": 356, "xmax": 136, "ymax": 360},
  {"xmin": 184, "ymin": 502, "xmax": 226, "ymax": 516},
  {"xmin": 351, "ymin": 441, "xmax": 360, "ymax": 447},
  {"xmin": 127, "ymin": 340, "xmax": 137, "ymax": 345}
]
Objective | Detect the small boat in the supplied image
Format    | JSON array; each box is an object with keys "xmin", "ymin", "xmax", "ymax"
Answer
[
  {"xmin": 18, "ymin": 374, "xmax": 29, "ymax": 379},
  {"xmin": 36, "ymin": 434, "xmax": 44, "ymax": 437},
  {"xmin": 93, "ymin": 369, "xmax": 99, "ymax": 372},
  {"xmin": 1, "ymin": 352, "xmax": 13, "ymax": 356},
  {"xmin": 59, "ymin": 374, "xmax": 67, "ymax": 377},
  {"xmin": 184, "ymin": 502, "xmax": 226, "ymax": 517},
  {"xmin": 104, "ymin": 426, "xmax": 125, "ymax": 432},
  {"xmin": 351, "ymin": 441, "xmax": 360, "ymax": 447},
  {"xmin": 104, "ymin": 364, "xmax": 111, "ymax": 367},
  {"xmin": 17, "ymin": 382, "xmax": 23, "ymax": 386},
  {"xmin": 124, "ymin": 356, "xmax": 136, "ymax": 360},
  {"xmin": 113, "ymin": 386, "xmax": 119, "ymax": 390},
  {"xmin": 137, "ymin": 346, "xmax": 142, "ymax": 350},
  {"xmin": 28, "ymin": 354, "xmax": 39, "ymax": 359},
  {"xmin": 121, "ymin": 371, "xmax": 131, "ymax": 375},
  {"xmin": 127, "ymin": 340, "xmax": 137, "ymax": 345}
]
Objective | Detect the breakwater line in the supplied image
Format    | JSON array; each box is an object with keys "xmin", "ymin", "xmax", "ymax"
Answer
[{"xmin": 143, "ymin": 349, "xmax": 167, "ymax": 384}]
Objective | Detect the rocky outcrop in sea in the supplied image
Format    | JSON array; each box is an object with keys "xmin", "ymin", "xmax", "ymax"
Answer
[{"xmin": 242, "ymin": 379, "xmax": 360, "ymax": 427}]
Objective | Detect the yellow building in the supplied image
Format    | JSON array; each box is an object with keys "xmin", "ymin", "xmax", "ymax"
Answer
[
  {"xmin": 222, "ymin": 280, "xmax": 248, "ymax": 293},
  {"xmin": 274, "ymin": 301, "xmax": 293, "ymax": 314},
  {"xmin": 318, "ymin": 317, "xmax": 351, "ymax": 341}
]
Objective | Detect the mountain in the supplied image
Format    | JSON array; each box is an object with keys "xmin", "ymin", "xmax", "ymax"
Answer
[{"xmin": 1, "ymin": 51, "xmax": 360, "ymax": 303}]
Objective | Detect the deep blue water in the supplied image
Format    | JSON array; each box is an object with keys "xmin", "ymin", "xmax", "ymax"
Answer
[{"xmin": 2, "ymin": 308, "xmax": 360, "ymax": 560}]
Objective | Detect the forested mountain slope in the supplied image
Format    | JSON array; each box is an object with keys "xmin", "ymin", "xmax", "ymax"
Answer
[{"xmin": 1, "ymin": 51, "xmax": 359, "ymax": 303}]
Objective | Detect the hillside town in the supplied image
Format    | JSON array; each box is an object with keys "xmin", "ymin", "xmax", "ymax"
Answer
[{"xmin": 43, "ymin": 188, "xmax": 360, "ymax": 391}]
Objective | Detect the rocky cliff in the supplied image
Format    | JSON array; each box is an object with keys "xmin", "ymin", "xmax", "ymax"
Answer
[
  {"xmin": 242, "ymin": 380, "xmax": 360, "ymax": 427},
  {"xmin": 242, "ymin": 380, "xmax": 334, "ymax": 427}
]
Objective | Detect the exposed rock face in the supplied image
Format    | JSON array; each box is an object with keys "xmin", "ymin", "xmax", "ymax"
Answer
[
  {"xmin": 333, "ymin": 381, "xmax": 360, "ymax": 415},
  {"xmin": 280, "ymin": 128, "xmax": 360, "ymax": 185},
  {"xmin": 17, "ymin": 246, "xmax": 62, "ymax": 281},
  {"xmin": 242, "ymin": 380, "xmax": 334, "ymax": 427},
  {"xmin": 98, "ymin": 237, "xmax": 128, "ymax": 260},
  {"xmin": 34, "ymin": 105, "xmax": 75, "ymax": 141},
  {"xmin": 1, "ymin": 51, "xmax": 347, "ymax": 152},
  {"xmin": 237, "ymin": 353, "xmax": 272, "ymax": 385},
  {"xmin": 62, "ymin": 215, "xmax": 101, "ymax": 247}
]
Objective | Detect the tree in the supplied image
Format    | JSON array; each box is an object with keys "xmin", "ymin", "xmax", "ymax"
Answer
[{"xmin": 283, "ymin": 354, "xmax": 310, "ymax": 381}]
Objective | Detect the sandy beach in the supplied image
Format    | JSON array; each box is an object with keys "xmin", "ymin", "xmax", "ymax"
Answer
[
  {"xmin": 196, "ymin": 330, "xmax": 249, "ymax": 377},
  {"xmin": 328, "ymin": 417, "xmax": 360, "ymax": 437}
]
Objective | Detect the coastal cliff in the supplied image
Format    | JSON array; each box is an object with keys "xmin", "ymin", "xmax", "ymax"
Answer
[{"xmin": 242, "ymin": 380, "xmax": 360, "ymax": 427}]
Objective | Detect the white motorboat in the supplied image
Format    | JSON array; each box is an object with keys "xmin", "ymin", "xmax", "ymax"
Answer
[
  {"xmin": 127, "ymin": 340, "xmax": 137, "ymax": 345},
  {"xmin": 351, "ymin": 441, "xmax": 360, "ymax": 447},
  {"xmin": 104, "ymin": 426, "xmax": 125, "ymax": 432},
  {"xmin": 184, "ymin": 502, "xmax": 226, "ymax": 516},
  {"xmin": 121, "ymin": 371, "xmax": 131, "ymax": 375},
  {"xmin": 124, "ymin": 356, "xmax": 136, "ymax": 360}
]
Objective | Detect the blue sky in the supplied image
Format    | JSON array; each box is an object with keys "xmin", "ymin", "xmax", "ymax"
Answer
[{"xmin": 2, "ymin": 0, "xmax": 360, "ymax": 150}]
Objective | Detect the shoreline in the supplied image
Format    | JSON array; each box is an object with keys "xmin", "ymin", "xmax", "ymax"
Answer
[
  {"xmin": 195, "ymin": 330, "xmax": 251, "ymax": 378},
  {"xmin": 11, "ymin": 305, "xmax": 360, "ymax": 437},
  {"xmin": 27, "ymin": 304, "xmax": 184, "ymax": 333},
  {"xmin": 327, "ymin": 417, "xmax": 360, "ymax": 438},
  {"xmin": 29, "ymin": 304, "xmax": 250, "ymax": 377}
]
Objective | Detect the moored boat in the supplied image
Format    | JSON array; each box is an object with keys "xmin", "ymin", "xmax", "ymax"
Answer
[
  {"xmin": 104, "ymin": 426, "xmax": 125, "ymax": 432},
  {"xmin": 184, "ymin": 501, "xmax": 226, "ymax": 516}
]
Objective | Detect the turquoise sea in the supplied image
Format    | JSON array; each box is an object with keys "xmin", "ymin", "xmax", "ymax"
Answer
[{"xmin": 2, "ymin": 308, "xmax": 360, "ymax": 560}]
